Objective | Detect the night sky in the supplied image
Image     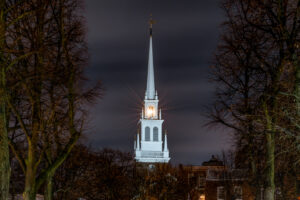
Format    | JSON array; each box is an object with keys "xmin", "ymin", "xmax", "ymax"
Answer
[{"xmin": 84, "ymin": 0, "xmax": 232, "ymax": 165}]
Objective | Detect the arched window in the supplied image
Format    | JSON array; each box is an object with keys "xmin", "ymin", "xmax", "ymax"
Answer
[
  {"xmin": 153, "ymin": 127, "xmax": 158, "ymax": 141},
  {"xmin": 145, "ymin": 127, "xmax": 150, "ymax": 141}
]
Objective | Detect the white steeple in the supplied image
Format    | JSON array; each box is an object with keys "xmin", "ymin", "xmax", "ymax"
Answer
[
  {"xmin": 146, "ymin": 21, "xmax": 155, "ymax": 100},
  {"xmin": 134, "ymin": 16, "xmax": 170, "ymax": 163}
]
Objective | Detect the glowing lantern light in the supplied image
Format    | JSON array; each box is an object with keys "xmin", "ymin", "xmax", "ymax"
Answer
[
  {"xmin": 146, "ymin": 106, "xmax": 155, "ymax": 118},
  {"xmin": 199, "ymin": 195, "xmax": 205, "ymax": 200}
]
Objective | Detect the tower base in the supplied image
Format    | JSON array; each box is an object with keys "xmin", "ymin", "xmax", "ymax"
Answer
[{"xmin": 135, "ymin": 150, "xmax": 170, "ymax": 163}]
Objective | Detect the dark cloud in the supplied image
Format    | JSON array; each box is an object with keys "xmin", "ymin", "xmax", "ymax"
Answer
[{"xmin": 84, "ymin": 0, "xmax": 232, "ymax": 165}]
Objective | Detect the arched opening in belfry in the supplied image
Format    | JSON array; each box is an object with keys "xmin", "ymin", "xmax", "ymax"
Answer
[
  {"xmin": 145, "ymin": 127, "xmax": 150, "ymax": 141},
  {"xmin": 153, "ymin": 127, "xmax": 158, "ymax": 141}
]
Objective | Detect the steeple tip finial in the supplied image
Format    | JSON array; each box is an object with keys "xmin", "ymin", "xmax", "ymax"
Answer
[{"xmin": 149, "ymin": 14, "xmax": 156, "ymax": 36}]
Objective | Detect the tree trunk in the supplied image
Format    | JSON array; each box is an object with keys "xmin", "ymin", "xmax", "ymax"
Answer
[
  {"xmin": 23, "ymin": 185, "xmax": 36, "ymax": 200},
  {"xmin": 264, "ymin": 133, "xmax": 275, "ymax": 200},
  {"xmin": 0, "ymin": 1, "xmax": 10, "ymax": 200},
  {"xmin": 250, "ymin": 159, "xmax": 263, "ymax": 200},
  {"xmin": 264, "ymin": 104, "xmax": 275, "ymax": 200},
  {"xmin": 44, "ymin": 173, "xmax": 54, "ymax": 200},
  {"xmin": 292, "ymin": 50, "xmax": 299, "ymax": 199},
  {"xmin": 23, "ymin": 147, "xmax": 37, "ymax": 200},
  {"xmin": 0, "ymin": 97, "xmax": 10, "ymax": 200},
  {"xmin": 296, "ymin": 63, "xmax": 300, "ymax": 116}
]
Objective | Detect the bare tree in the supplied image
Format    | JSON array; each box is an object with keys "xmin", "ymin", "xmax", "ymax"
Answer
[
  {"xmin": 0, "ymin": 1, "xmax": 36, "ymax": 198},
  {"xmin": 0, "ymin": 1, "xmax": 10, "ymax": 198},
  {"xmin": 2, "ymin": 0, "xmax": 100, "ymax": 199},
  {"xmin": 211, "ymin": 0, "xmax": 300, "ymax": 199}
]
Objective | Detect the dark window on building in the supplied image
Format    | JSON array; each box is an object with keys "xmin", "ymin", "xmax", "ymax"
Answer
[
  {"xmin": 145, "ymin": 127, "xmax": 150, "ymax": 141},
  {"xmin": 153, "ymin": 127, "xmax": 158, "ymax": 141}
]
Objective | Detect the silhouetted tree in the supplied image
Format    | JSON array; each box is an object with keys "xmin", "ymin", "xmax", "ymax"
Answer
[
  {"xmin": 50, "ymin": 146, "xmax": 190, "ymax": 200},
  {"xmin": 0, "ymin": 1, "xmax": 35, "ymax": 198},
  {"xmin": 0, "ymin": 1, "xmax": 10, "ymax": 198},
  {"xmin": 53, "ymin": 147, "xmax": 135, "ymax": 200},
  {"xmin": 2, "ymin": 0, "xmax": 101, "ymax": 199},
  {"xmin": 211, "ymin": 0, "xmax": 300, "ymax": 199}
]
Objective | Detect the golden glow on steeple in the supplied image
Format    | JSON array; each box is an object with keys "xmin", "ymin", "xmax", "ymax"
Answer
[{"xmin": 146, "ymin": 106, "xmax": 155, "ymax": 118}]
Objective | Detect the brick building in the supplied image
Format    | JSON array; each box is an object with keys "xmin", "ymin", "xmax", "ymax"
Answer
[
  {"xmin": 184, "ymin": 156, "xmax": 300, "ymax": 200},
  {"xmin": 184, "ymin": 156, "xmax": 252, "ymax": 200}
]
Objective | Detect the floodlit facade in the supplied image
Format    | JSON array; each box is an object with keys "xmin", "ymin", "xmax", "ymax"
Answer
[{"xmin": 134, "ymin": 19, "xmax": 170, "ymax": 163}]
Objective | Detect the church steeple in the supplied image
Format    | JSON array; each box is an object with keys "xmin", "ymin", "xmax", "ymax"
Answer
[
  {"xmin": 134, "ymin": 17, "xmax": 170, "ymax": 163},
  {"xmin": 146, "ymin": 16, "xmax": 156, "ymax": 100}
]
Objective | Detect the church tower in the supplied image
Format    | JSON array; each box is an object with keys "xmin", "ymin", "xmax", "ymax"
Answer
[{"xmin": 134, "ymin": 18, "xmax": 170, "ymax": 163}]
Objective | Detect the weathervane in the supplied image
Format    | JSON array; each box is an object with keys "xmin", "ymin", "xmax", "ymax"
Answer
[{"xmin": 149, "ymin": 14, "xmax": 157, "ymax": 36}]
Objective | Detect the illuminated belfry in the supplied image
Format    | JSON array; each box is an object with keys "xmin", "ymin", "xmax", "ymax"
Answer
[{"xmin": 134, "ymin": 17, "xmax": 170, "ymax": 163}]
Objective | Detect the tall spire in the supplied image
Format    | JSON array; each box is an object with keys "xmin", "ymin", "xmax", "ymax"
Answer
[{"xmin": 146, "ymin": 15, "xmax": 156, "ymax": 99}]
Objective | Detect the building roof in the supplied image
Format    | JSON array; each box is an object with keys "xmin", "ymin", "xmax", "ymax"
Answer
[{"xmin": 202, "ymin": 155, "xmax": 224, "ymax": 166}]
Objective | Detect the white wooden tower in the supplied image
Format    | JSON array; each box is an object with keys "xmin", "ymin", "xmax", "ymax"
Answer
[{"xmin": 134, "ymin": 18, "xmax": 170, "ymax": 163}]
